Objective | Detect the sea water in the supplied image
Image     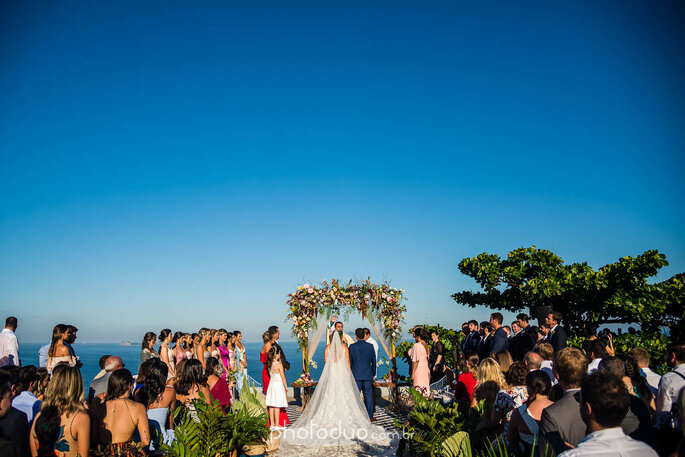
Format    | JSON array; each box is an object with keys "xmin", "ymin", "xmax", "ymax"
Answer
[{"xmin": 18, "ymin": 342, "xmax": 408, "ymax": 388}]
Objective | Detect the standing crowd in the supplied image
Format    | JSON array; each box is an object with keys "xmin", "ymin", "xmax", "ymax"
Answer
[
  {"xmin": 0, "ymin": 316, "xmax": 295, "ymax": 457},
  {"xmin": 434, "ymin": 311, "xmax": 684, "ymax": 457}
]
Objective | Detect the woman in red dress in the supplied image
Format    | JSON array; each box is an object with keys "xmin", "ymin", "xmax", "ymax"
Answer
[{"xmin": 260, "ymin": 330, "xmax": 289, "ymax": 426}]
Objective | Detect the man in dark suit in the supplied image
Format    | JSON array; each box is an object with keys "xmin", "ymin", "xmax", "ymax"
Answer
[
  {"xmin": 489, "ymin": 312, "xmax": 509, "ymax": 355},
  {"xmin": 349, "ymin": 328, "xmax": 376, "ymax": 420},
  {"xmin": 462, "ymin": 320, "xmax": 481, "ymax": 353},
  {"xmin": 546, "ymin": 311, "xmax": 568, "ymax": 354},
  {"xmin": 538, "ymin": 347, "xmax": 588, "ymax": 456},
  {"xmin": 477, "ymin": 321, "xmax": 493, "ymax": 360},
  {"xmin": 268, "ymin": 326, "xmax": 290, "ymax": 371},
  {"xmin": 0, "ymin": 366, "xmax": 29, "ymax": 457}
]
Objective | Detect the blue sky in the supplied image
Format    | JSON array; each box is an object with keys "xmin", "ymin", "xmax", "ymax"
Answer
[{"xmin": 1, "ymin": 1, "xmax": 683, "ymax": 343}]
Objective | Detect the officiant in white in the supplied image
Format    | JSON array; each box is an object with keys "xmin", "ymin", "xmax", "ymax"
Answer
[{"xmin": 326, "ymin": 315, "xmax": 354, "ymax": 345}]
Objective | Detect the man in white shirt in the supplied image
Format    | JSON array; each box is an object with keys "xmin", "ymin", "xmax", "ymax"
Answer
[
  {"xmin": 363, "ymin": 328, "xmax": 379, "ymax": 378},
  {"xmin": 559, "ymin": 372, "xmax": 657, "ymax": 457},
  {"xmin": 629, "ymin": 347, "xmax": 660, "ymax": 395},
  {"xmin": 12, "ymin": 365, "xmax": 41, "ymax": 425},
  {"xmin": 656, "ymin": 342, "xmax": 685, "ymax": 429},
  {"xmin": 38, "ymin": 343, "xmax": 50, "ymax": 368},
  {"xmin": 0, "ymin": 317, "xmax": 19, "ymax": 367},
  {"xmin": 586, "ymin": 340, "xmax": 607, "ymax": 374}
]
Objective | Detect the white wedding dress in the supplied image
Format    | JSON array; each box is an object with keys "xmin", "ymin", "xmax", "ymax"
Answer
[{"xmin": 278, "ymin": 332, "xmax": 397, "ymax": 457}]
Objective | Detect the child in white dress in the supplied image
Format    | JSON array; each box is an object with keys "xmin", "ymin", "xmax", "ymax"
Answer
[{"xmin": 264, "ymin": 346, "xmax": 288, "ymax": 429}]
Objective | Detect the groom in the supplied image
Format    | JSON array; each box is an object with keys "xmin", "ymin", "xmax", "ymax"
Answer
[{"xmin": 349, "ymin": 328, "xmax": 377, "ymax": 421}]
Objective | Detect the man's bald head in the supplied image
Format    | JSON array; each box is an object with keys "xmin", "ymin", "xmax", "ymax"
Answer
[
  {"xmin": 104, "ymin": 356, "xmax": 124, "ymax": 372},
  {"xmin": 524, "ymin": 351, "xmax": 542, "ymax": 370}
]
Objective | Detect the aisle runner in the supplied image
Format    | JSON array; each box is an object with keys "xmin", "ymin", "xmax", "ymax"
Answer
[{"xmin": 284, "ymin": 404, "xmax": 406, "ymax": 431}]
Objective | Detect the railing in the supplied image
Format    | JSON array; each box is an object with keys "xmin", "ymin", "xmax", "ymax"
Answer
[{"xmin": 429, "ymin": 375, "xmax": 447, "ymax": 391}]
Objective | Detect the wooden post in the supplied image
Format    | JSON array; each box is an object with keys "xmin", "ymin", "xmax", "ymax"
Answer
[
  {"xmin": 391, "ymin": 337, "xmax": 399, "ymax": 404},
  {"xmin": 302, "ymin": 338, "xmax": 309, "ymax": 374}
]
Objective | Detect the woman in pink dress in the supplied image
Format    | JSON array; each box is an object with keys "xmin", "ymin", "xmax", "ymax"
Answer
[
  {"xmin": 409, "ymin": 327, "xmax": 431, "ymax": 396},
  {"xmin": 217, "ymin": 330, "xmax": 232, "ymax": 381}
]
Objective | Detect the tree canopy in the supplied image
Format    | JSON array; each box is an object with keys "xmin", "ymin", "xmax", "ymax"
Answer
[{"xmin": 452, "ymin": 247, "xmax": 684, "ymax": 338}]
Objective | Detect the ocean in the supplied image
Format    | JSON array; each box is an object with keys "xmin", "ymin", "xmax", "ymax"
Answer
[{"xmin": 18, "ymin": 341, "xmax": 409, "ymax": 387}]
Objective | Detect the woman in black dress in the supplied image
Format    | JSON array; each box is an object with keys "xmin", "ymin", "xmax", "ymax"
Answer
[{"xmin": 428, "ymin": 331, "xmax": 445, "ymax": 384}]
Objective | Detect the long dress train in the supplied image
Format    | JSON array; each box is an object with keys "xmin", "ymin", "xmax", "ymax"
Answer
[{"xmin": 278, "ymin": 333, "xmax": 396, "ymax": 457}]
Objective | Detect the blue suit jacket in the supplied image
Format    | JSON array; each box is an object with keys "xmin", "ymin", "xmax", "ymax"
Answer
[
  {"xmin": 490, "ymin": 327, "xmax": 509, "ymax": 354},
  {"xmin": 349, "ymin": 340, "xmax": 376, "ymax": 381}
]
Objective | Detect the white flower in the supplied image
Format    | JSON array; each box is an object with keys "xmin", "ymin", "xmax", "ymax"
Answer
[
  {"xmin": 308, "ymin": 288, "xmax": 315, "ymax": 293},
  {"xmin": 303, "ymin": 283, "xmax": 310, "ymax": 289},
  {"xmin": 310, "ymin": 361, "xmax": 318, "ymax": 369}
]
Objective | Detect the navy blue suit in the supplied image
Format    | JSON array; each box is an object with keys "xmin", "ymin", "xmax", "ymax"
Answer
[
  {"xmin": 490, "ymin": 327, "xmax": 509, "ymax": 354},
  {"xmin": 349, "ymin": 339, "xmax": 376, "ymax": 418}
]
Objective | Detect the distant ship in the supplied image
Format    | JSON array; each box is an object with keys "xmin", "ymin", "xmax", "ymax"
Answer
[{"xmin": 120, "ymin": 341, "xmax": 134, "ymax": 346}]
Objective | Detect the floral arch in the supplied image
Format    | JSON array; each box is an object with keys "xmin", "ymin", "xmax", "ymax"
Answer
[{"xmin": 286, "ymin": 279, "xmax": 406, "ymax": 377}]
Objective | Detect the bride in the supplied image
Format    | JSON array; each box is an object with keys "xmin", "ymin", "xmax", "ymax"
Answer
[{"xmin": 278, "ymin": 331, "xmax": 395, "ymax": 456}]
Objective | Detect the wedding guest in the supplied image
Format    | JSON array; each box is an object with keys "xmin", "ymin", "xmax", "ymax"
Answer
[
  {"xmin": 260, "ymin": 331, "xmax": 274, "ymax": 395},
  {"xmin": 138, "ymin": 332, "xmax": 159, "ymax": 372},
  {"xmin": 87, "ymin": 356, "xmax": 124, "ymax": 407},
  {"xmin": 538, "ymin": 324, "xmax": 550, "ymax": 342},
  {"xmin": 507, "ymin": 370, "xmax": 553, "ymax": 456},
  {"xmin": 503, "ymin": 325, "xmax": 512, "ymax": 338},
  {"xmin": 618, "ymin": 354, "xmax": 655, "ymax": 413},
  {"xmin": 268, "ymin": 326, "xmax": 291, "ymax": 371},
  {"xmin": 135, "ymin": 359, "xmax": 175, "ymax": 451},
  {"xmin": 599, "ymin": 356, "xmax": 653, "ymax": 445},
  {"xmin": 630, "ymin": 347, "xmax": 660, "ymax": 395},
  {"xmin": 205, "ymin": 357, "xmax": 232, "ymax": 412},
  {"xmin": 536, "ymin": 342, "xmax": 557, "ymax": 385},
  {"xmin": 217, "ymin": 330, "xmax": 232, "ymax": 378},
  {"xmin": 0, "ymin": 366, "xmax": 29, "ymax": 457},
  {"xmin": 506, "ymin": 361, "xmax": 529, "ymax": 413},
  {"xmin": 30, "ymin": 365, "xmax": 90, "ymax": 457},
  {"xmin": 134, "ymin": 358, "xmax": 156, "ymax": 398},
  {"xmin": 557, "ymin": 373, "xmax": 657, "ymax": 457},
  {"xmin": 0, "ymin": 317, "xmax": 19, "ymax": 367},
  {"xmin": 172, "ymin": 332, "xmax": 186, "ymax": 365},
  {"xmin": 46, "ymin": 324, "xmax": 76, "ymax": 374},
  {"xmin": 489, "ymin": 312, "xmax": 509, "ymax": 354},
  {"xmin": 37, "ymin": 343, "xmax": 49, "ymax": 369},
  {"xmin": 187, "ymin": 333, "xmax": 197, "ymax": 360},
  {"xmin": 523, "ymin": 351, "xmax": 542, "ymax": 372},
  {"xmin": 493, "ymin": 350, "xmax": 513, "ymax": 373},
  {"xmin": 91, "ymin": 369, "xmax": 150, "ymax": 456},
  {"xmin": 463, "ymin": 320, "xmax": 481, "ymax": 353},
  {"xmin": 409, "ymin": 327, "xmax": 431, "ymax": 396},
  {"xmin": 538, "ymin": 347, "xmax": 588, "ymax": 456},
  {"xmin": 546, "ymin": 312, "xmax": 567, "ymax": 353},
  {"xmin": 472, "ymin": 358, "xmax": 512, "ymax": 438},
  {"xmin": 228, "ymin": 333, "xmax": 238, "ymax": 379},
  {"xmin": 173, "ymin": 359, "xmax": 212, "ymax": 408},
  {"xmin": 364, "ymin": 328, "xmax": 379, "ymax": 378},
  {"xmin": 263, "ymin": 328, "xmax": 290, "ymax": 427},
  {"xmin": 586, "ymin": 339, "xmax": 607, "ymax": 373},
  {"xmin": 429, "ymin": 331, "xmax": 445, "ymax": 383},
  {"xmin": 93, "ymin": 355, "xmax": 112, "ymax": 381},
  {"xmin": 455, "ymin": 351, "xmax": 479, "ymax": 403},
  {"xmin": 13, "ymin": 365, "xmax": 41, "ymax": 426},
  {"xmin": 477, "ymin": 322, "xmax": 494, "ymax": 361},
  {"xmin": 0, "ymin": 374, "xmax": 18, "ymax": 457},
  {"xmin": 64, "ymin": 325, "xmax": 82, "ymax": 369},
  {"xmin": 332, "ymin": 321, "xmax": 355, "ymax": 345},
  {"xmin": 34, "ymin": 369, "xmax": 49, "ymax": 402},
  {"xmin": 233, "ymin": 331, "xmax": 247, "ymax": 395},
  {"xmin": 194, "ymin": 328, "xmax": 210, "ymax": 370},
  {"xmin": 158, "ymin": 329, "xmax": 174, "ymax": 377},
  {"xmin": 264, "ymin": 346, "xmax": 288, "ymax": 430}
]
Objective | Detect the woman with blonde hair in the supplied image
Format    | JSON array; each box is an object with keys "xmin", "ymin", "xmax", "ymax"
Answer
[
  {"xmin": 471, "ymin": 358, "xmax": 513, "ymax": 437},
  {"xmin": 30, "ymin": 364, "xmax": 90, "ymax": 457},
  {"xmin": 493, "ymin": 351, "xmax": 513, "ymax": 373}
]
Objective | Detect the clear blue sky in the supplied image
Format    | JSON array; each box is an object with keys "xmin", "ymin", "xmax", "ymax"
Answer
[{"xmin": 1, "ymin": 1, "xmax": 683, "ymax": 343}]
